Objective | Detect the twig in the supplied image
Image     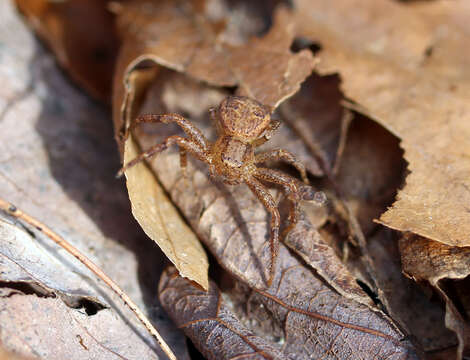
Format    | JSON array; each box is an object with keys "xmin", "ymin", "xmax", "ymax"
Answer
[{"xmin": 0, "ymin": 198, "xmax": 177, "ymax": 360}]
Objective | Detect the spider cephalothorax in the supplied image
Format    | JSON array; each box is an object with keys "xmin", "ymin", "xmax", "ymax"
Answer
[{"xmin": 120, "ymin": 96, "xmax": 323, "ymax": 286}]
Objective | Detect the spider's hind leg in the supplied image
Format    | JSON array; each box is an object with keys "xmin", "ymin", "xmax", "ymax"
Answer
[
  {"xmin": 245, "ymin": 177, "xmax": 280, "ymax": 287},
  {"xmin": 253, "ymin": 168, "xmax": 303, "ymax": 239}
]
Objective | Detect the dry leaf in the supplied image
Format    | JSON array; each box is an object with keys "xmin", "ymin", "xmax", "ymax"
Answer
[
  {"xmin": 400, "ymin": 235, "xmax": 470, "ymax": 358},
  {"xmin": 14, "ymin": 0, "xmax": 118, "ymax": 100},
  {"xmin": 160, "ymin": 264, "xmax": 417, "ymax": 359},
  {"xmin": 368, "ymin": 229, "xmax": 455, "ymax": 352},
  {"xmin": 124, "ymin": 136, "xmax": 209, "ymax": 290},
  {"xmin": 114, "ymin": 1, "xmax": 316, "ymax": 109},
  {"xmin": 294, "ymin": 0, "xmax": 470, "ymax": 247},
  {"xmin": 279, "ymin": 74, "xmax": 346, "ymax": 176},
  {"xmin": 0, "ymin": 292, "xmax": 158, "ymax": 360},
  {"xmin": 0, "ymin": 215, "xmax": 106, "ymax": 308},
  {"xmin": 159, "ymin": 267, "xmax": 288, "ymax": 360},
  {"xmin": 284, "ymin": 211, "xmax": 373, "ymax": 307}
]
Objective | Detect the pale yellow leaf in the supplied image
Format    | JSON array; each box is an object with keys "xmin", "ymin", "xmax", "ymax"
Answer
[{"xmin": 124, "ymin": 137, "xmax": 209, "ymax": 290}]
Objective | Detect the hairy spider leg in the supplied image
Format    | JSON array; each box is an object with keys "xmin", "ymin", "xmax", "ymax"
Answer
[
  {"xmin": 245, "ymin": 177, "xmax": 280, "ymax": 287},
  {"xmin": 118, "ymin": 136, "xmax": 209, "ymax": 177},
  {"xmin": 118, "ymin": 113, "xmax": 212, "ymax": 177},
  {"xmin": 255, "ymin": 148, "xmax": 309, "ymax": 184},
  {"xmin": 253, "ymin": 168, "xmax": 303, "ymax": 240},
  {"xmin": 251, "ymin": 119, "xmax": 281, "ymax": 147},
  {"xmin": 128, "ymin": 113, "xmax": 210, "ymax": 151}
]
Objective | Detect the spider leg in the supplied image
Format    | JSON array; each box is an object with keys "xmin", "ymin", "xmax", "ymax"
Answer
[
  {"xmin": 251, "ymin": 119, "xmax": 281, "ymax": 147},
  {"xmin": 253, "ymin": 168, "xmax": 302, "ymax": 240},
  {"xmin": 117, "ymin": 135, "xmax": 209, "ymax": 177},
  {"xmin": 255, "ymin": 149, "xmax": 309, "ymax": 184},
  {"xmin": 127, "ymin": 113, "xmax": 210, "ymax": 151},
  {"xmin": 245, "ymin": 177, "xmax": 280, "ymax": 287}
]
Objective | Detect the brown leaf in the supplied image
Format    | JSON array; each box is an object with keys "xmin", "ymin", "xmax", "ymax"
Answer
[
  {"xmin": 400, "ymin": 235, "xmax": 470, "ymax": 358},
  {"xmin": 123, "ymin": 136, "xmax": 209, "ymax": 290},
  {"xmin": 160, "ymin": 264, "xmax": 417, "ymax": 360},
  {"xmin": 279, "ymin": 74, "xmax": 347, "ymax": 176},
  {"xmin": 294, "ymin": 0, "xmax": 470, "ymax": 247},
  {"xmin": 400, "ymin": 236, "xmax": 470, "ymax": 285},
  {"xmin": 114, "ymin": 0, "xmax": 316, "ymax": 109},
  {"xmin": 159, "ymin": 267, "xmax": 288, "ymax": 360},
  {"xmin": 367, "ymin": 229, "xmax": 455, "ymax": 352},
  {"xmin": 284, "ymin": 211, "xmax": 374, "ymax": 307},
  {"xmin": 14, "ymin": 0, "xmax": 118, "ymax": 100}
]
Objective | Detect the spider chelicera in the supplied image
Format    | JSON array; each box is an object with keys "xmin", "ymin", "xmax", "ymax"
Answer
[{"xmin": 119, "ymin": 96, "xmax": 324, "ymax": 286}]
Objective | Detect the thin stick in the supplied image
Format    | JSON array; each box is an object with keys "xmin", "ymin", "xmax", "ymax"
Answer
[{"xmin": 0, "ymin": 198, "xmax": 177, "ymax": 360}]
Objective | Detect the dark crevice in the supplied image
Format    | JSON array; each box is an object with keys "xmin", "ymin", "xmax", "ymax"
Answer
[
  {"xmin": 225, "ymin": 0, "xmax": 292, "ymax": 37},
  {"xmin": 66, "ymin": 296, "xmax": 107, "ymax": 316},
  {"xmin": 356, "ymin": 279, "xmax": 381, "ymax": 307},
  {"xmin": 186, "ymin": 337, "xmax": 206, "ymax": 360},
  {"xmin": 0, "ymin": 282, "xmax": 107, "ymax": 316},
  {"xmin": 0, "ymin": 280, "xmax": 55, "ymax": 298},
  {"xmin": 440, "ymin": 277, "xmax": 470, "ymax": 322},
  {"xmin": 290, "ymin": 37, "xmax": 322, "ymax": 54}
]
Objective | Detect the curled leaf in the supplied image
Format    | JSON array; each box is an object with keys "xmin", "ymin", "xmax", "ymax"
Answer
[
  {"xmin": 294, "ymin": 0, "xmax": 470, "ymax": 247},
  {"xmin": 124, "ymin": 136, "xmax": 209, "ymax": 290},
  {"xmin": 115, "ymin": 1, "xmax": 316, "ymax": 108},
  {"xmin": 400, "ymin": 235, "xmax": 470, "ymax": 358}
]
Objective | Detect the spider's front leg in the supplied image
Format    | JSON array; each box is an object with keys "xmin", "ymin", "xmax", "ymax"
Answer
[
  {"xmin": 245, "ymin": 177, "xmax": 280, "ymax": 287},
  {"xmin": 118, "ymin": 113, "xmax": 211, "ymax": 177},
  {"xmin": 126, "ymin": 113, "xmax": 209, "ymax": 151},
  {"xmin": 251, "ymin": 119, "xmax": 280, "ymax": 147},
  {"xmin": 117, "ymin": 135, "xmax": 209, "ymax": 177},
  {"xmin": 254, "ymin": 148, "xmax": 309, "ymax": 184}
]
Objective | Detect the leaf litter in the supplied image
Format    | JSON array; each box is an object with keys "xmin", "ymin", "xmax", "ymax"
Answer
[
  {"xmin": 293, "ymin": 0, "xmax": 470, "ymax": 356},
  {"xmin": 113, "ymin": 1, "xmax": 420, "ymax": 355},
  {"xmin": 6, "ymin": 0, "xmax": 470, "ymax": 358}
]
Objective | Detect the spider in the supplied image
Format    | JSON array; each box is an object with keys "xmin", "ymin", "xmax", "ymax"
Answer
[{"xmin": 119, "ymin": 96, "xmax": 324, "ymax": 286}]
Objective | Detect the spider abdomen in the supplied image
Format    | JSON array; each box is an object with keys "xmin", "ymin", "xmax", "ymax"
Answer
[{"xmin": 211, "ymin": 136, "xmax": 255, "ymax": 183}]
